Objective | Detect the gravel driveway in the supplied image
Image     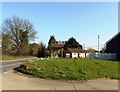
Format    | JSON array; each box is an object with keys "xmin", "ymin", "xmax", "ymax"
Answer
[{"xmin": 1, "ymin": 70, "xmax": 119, "ymax": 90}]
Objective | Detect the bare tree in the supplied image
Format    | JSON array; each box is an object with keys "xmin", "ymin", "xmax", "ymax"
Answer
[
  {"xmin": 0, "ymin": 31, "xmax": 2, "ymax": 47},
  {"xmin": 2, "ymin": 16, "xmax": 37, "ymax": 55}
]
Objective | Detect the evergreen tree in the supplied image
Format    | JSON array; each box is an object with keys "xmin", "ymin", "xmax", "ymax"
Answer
[
  {"xmin": 64, "ymin": 37, "xmax": 82, "ymax": 49},
  {"xmin": 48, "ymin": 35, "xmax": 57, "ymax": 46}
]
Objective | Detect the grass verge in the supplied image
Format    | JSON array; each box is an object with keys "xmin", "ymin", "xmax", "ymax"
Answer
[
  {"xmin": 16, "ymin": 58, "xmax": 119, "ymax": 80},
  {"xmin": 2, "ymin": 54, "xmax": 33, "ymax": 61}
]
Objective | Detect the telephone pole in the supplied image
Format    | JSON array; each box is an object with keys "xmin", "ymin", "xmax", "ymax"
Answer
[
  {"xmin": 83, "ymin": 44, "xmax": 85, "ymax": 50},
  {"xmin": 98, "ymin": 35, "xmax": 100, "ymax": 53}
]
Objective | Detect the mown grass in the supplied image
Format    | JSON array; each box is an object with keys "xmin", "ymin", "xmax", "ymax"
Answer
[
  {"xmin": 16, "ymin": 58, "xmax": 119, "ymax": 80},
  {"xmin": 2, "ymin": 54, "xmax": 33, "ymax": 61}
]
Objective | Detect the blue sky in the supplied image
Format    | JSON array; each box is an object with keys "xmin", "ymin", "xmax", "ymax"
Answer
[{"xmin": 2, "ymin": 2, "xmax": 118, "ymax": 50}]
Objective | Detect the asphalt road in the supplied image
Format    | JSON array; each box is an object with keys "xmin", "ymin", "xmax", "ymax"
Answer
[{"xmin": 0, "ymin": 58, "xmax": 37, "ymax": 73}]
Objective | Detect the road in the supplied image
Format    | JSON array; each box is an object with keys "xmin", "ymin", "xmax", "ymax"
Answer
[
  {"xmin": 0, "ymin": 58, "xmax": 37, "ymax": 73},
  {"xmin": 0, "ymin": 57, "xmax": 37, "ymax": 91}
]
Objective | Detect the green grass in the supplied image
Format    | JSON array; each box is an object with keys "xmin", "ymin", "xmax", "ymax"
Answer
[
  {"xmin": 16, "ymin": 58, "xmax": 120, "ymax": 80},
  {"xmin": 2, "ymin": 54, "xmax": 33, "ymax": 61}
]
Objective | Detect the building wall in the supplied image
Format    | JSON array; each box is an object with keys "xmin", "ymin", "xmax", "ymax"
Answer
[
  {"xmin": 72, "ymin": 53, "xmax": 78, "ymax": 58},
  {"xmin": 105, "ymin": 33, "xmax": 120, "ymax": 53},
  {"xmin": 79, "ymin": 53, "xmax": 86, "ymax": 58},
  {"xmin": 105, "ymin": 33, "xmax": 120, "ymax": 59},
  {"xmin": 66, "ymin": 53, "xmax": 70, "ymax": 58}
]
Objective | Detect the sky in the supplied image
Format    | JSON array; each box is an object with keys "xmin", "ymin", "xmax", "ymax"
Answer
[{"xmin": 2, "ymin": 2, "xmax": 118, "ymax": 50}]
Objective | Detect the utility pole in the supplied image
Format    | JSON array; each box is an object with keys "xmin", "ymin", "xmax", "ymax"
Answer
[
  {"xmin": 98, "ymin": 35, "xmax": 100, "ymax": 58},
  {"xmin": 98, "ymin": 35, "xmax": 100, "ymax": 53},
  {"xmin": 83, "ymin": 44, "xmax": 85, "ymax": 50}
]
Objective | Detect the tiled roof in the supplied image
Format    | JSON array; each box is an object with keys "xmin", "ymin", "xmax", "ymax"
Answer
[
  {"xmin": 67, "ymin": 48, "xmax": 83, "ymax": 53},
  {"xmin": 106, "ymin": 31, "xmax": 120, "ymax": 44},
  {"xmin": 51, "ymin": 44, "xmax": 64, "ymax": 48}
]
